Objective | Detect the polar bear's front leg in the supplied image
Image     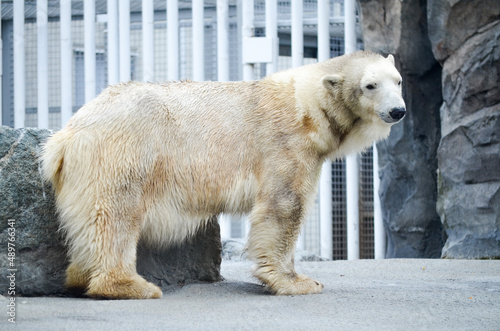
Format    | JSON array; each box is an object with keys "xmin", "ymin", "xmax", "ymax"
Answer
[{"xmin": 246, "ymin": 194, "xmax": 324, "ymax": 295}]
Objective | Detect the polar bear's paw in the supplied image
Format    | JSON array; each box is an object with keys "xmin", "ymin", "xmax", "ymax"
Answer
[
  {"xmin": 87, "ymin": 274, "xmax": 163, "ymax": 300},
  {"xmin": 272, "ymin": 274, "xmax": 324, "ymax": 295},
  {"xmin": 255, "ymin": 267, "xmax": 324, "ymax": 295}
]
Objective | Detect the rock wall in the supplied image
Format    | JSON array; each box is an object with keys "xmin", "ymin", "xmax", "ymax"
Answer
[
  {"xmin": 359, "ymin": 0, "xmax": 445, "ymax": 257},
  {"xmin": 429, "ymin": 0, "xmax": 500, "ymax": 258},
  {"xmin": 0, "ymin": 126, "xmax": 221, "ymax": 296},
  {"xmin": 359, "ymin": 0, "xmax": 500, "ymax": 258}
]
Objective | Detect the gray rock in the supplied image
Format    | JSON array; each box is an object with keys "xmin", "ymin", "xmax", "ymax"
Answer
[
  {"xmin": 359, "ymin": 0, "xmax": 445, "ymax": 257},
  {"xmin": 137, "ymin": 220, "xmax": 222, "ymax": 288},
  {"xmin": 0, "ymin": 126, "xmax": 221, "ymax": 296},
  {"xmin": 360, "ymin": 0, "xmax": 500, "ymax": 258},
  {"xmin": 433, "ymin": 16, "xmax": 500, "ymax": 258},
  {"xmin": 437, "ymin": 180, "xmax": 500, "ymax": 258},
  {"xmin": 427, "ymin": 0, "xmax": 500, "ymax": 62}
]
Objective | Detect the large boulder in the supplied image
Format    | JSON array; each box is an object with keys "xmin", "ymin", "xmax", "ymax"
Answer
[
  {"xmin": 0, "ymin": 126, "xmax": 221, "ymax": 296},
  {"xmin": 359, "ymin": 0, "xmax": 445, "ymax": 257},
  {"xmin": 429, "ymin": 1, "xmax": 500, "ymax": 258}
]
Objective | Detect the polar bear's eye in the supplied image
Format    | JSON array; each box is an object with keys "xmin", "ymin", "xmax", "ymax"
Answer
[
  {"xmin": 398, "ymin": 80, "xmax": 402, "ymax": 86},
  {"xmin": 366, "ymin": 84, "xmax": 375, "ymax": 90}
]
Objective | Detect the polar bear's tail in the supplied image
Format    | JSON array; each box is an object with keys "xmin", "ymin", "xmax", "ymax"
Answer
[{"xmin": 41, "ymin": 130, "xmax": 70, "ymax": 193}]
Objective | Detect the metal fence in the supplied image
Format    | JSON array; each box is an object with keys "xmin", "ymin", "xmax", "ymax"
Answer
[{"xmin": 0, "ymin": 0, "xmax": 382, "ymax": 260}]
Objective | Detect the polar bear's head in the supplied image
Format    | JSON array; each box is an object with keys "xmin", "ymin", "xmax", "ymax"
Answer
[
  {"xmin": 322, "ymin": 54, "xmax": 406, "ymax": 125},
  {"xmin": 358, "ymin": 55, "xmax": 406, "ymax": 124}
]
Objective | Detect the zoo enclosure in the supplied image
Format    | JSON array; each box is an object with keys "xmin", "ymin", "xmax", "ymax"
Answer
[{"xmin": 0, "ymin": 0, "xmax": 385, "ymax": 260}]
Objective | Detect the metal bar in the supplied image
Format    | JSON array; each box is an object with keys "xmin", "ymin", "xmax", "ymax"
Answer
[
  {"xmin": 216, "ymin": 0, "xmax": 230, "ymax": 238},
  {"xmin": 345, "ymin": 0, "xmax": 359, "ymax": 260},
  {"xmin": 84, "ymin": 0, "xmax": 96, "ymax": 102},
  {"xmin": 192, "ymin": 0, "xmax": 204, "ymax": 81},
  {"xmin": 291, "ymin": 0, "xmax": 303, "ymax": 68},
  {"xmin": 291, "ymin": 0, "xmax": 305, "ymax": 248},
  {"xmin": 13, "ymin": 0, "xmax": 25, "ymax": 128},
  {"xmin": 346, "ymin": 0, "xmax": 359, "ymax": 260},
  {"xmin": 217, "ymin": 0, "xmax": 229, "ymax": 82},
  {"xmin": 107, "ymin": 0, "xmax": 119, "ymax": 85},
  {"xmin": 344, "ymin": 0, "xmax": 357, "ymax": 54},
  {"xmin": 319, "ymin": 162, "xmax": 333, "ymax": 259},
  {"xmin": 37, "ymin": 0, "xmax": 49, "ymax": 129},
  {"xmin": 142, "ymin": 0, "xmax": 154, "ymax": 82},
  {"xmin": 167, "ymin": 0, "xmax": 179, "ymax": 81},
  {"xmin": 119, "ymin": 0, "xmax": 130, "ymax": 82},
  {"xmin": 60, "ymin": 0, "xmax": 72, "ymax": 127},
  {"xmin": 317, "ymin": 0, "xmax": 330, "ymax": 62},
  {"xmin": 346, "ymin": 155, "xmax": 359, "ymax": 260},
  {"xmin": 265, "ymin": 0, "xmax": 278, "ymax": 74},
  {"xmin": 242, "ymin": 0, "xmax": 254, "ymax": 81},
  {"xmin": 318, "ymin": 0, "xmax": 332, "ymax": 260},
  {"xmin": 219, "ymin": 214, "xmax": 232, "ymax": 240},
  {"xmin": 373, "ymin": 143, "xmax": 385, "ymax": 259}
]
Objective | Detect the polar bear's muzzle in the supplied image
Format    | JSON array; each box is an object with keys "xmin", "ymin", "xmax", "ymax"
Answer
[
  {"xmin": 389, "ymin": 107, "xmax": 406, "ymax": 122},
  {"xmin": 377, "ymin": 105, "xmax": 406, "ymax": 124}
]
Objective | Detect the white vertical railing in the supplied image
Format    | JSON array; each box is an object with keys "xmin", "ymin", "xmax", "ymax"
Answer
[
  {"xmin": 13, "ymin": 0, "xmax": 25, "ymax": 128},
  {"xmin": 216, "ymin": 0, "xmax": 230, "ymax": 238},
  {"xmin": 291, "ymin": 0, "xmax": 303, "ymax": 68},
  {"xmin": 107, "ymin": 0, "xmax": 119, "ymax": 85},
  {"xmin": 344, "ymin": 0, "xmax": 357, "ymax": 55},
  {"xmin": 373, "ymin": 143, "xmax": 385, "ymax": 259},
  {"xmin": 217, "ymin": 0, "xmax": 229, "ymax": 82},
  {"xmin": 291, "ymin": 0, "xmax": 305, "ymax": 251},
  {"xmin": 167, "ymin": 0, "xmax": 179, "ymax": 81},
  {"xmin": 319, "ymin": 161, "xmax": 333, "ymax": 259},
  {"xmin": 60, "ymin": 0, "xmax": 72, "ymax": 126},
  {"xmin": 84, "ymin": 0, "xmax": 96, "ymax": 103},
  {"xmin": 344, "ymin": 0, "xmax": 359, "ymax": 260},
  {"xmin": 346, "ymin": 155, "xmax": 359, "ymax": 260},
  {"xmin": 242, "ymin": 0, "xmax": 254, "ymax": 81},
  {"xmin": 219, "ymin": 215, "xmax": 232, "ymax": 240},
  {"xmin": 119, "ymin": 0, "xmax": 130, "ymax": 82},
  {"xmin": 142, "ymin": 0, "xmax": 155, "ymax": 82},
  {"xmin": 317, "ymin": 0, "xmax": 330, "ymax": 61},
  {"xmin": 192, "ymin": 0, "xmax": 204, "ymax": 81},
  {"xmin": 265, "ymin": 1, "xmax": 278, "ymax": 74},
  {"xmin": 37, "ymin": 0, "xmax": 49, "ymax": 129},
  {"xmin": 318, "ymin": 0, "xmax": 332, "ymax": 260}
]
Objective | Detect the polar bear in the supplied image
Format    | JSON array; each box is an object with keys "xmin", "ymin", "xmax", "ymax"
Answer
[{"xmin": 41, "ymin": 51, "xmax": 405, "ymax": 299}]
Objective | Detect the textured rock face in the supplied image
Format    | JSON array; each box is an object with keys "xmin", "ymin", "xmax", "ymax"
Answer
[
  {"xmin": 429, "ymin": 1, "xmax": 500, "ymax": 258},
  {"xmin": 427, "ymin": 0, "xmax": 500, "ymax": 62},
  {"xmin": 360, "ymin": 0, "xmax": 500, "ymax": 258},
  {"xmin": 359, "ymin": 0, "xmax": 445, "ymax": 257},
  {"xmin": 0, "ymin": 126, "xmax": 221, "ymax": 296}
]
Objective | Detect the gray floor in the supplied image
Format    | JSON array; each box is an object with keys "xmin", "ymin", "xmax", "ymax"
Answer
[{"xmin": 3, "ymin": 259, "xmax": 500, "ymax": 330}]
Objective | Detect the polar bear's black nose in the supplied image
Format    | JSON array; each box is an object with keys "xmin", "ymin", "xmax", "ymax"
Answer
[{"xmin": 389, "ymin": 107, "xmax": 406, "ymax": 121}]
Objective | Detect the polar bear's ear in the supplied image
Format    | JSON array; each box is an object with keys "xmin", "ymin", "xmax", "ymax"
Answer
[
  {"xmin": 387, "ymin": 54, "xmax": 395, "ymax": 65},
  {"xmin": 321, "ymin": 74, "xmax": 343, "ymax": 96}
]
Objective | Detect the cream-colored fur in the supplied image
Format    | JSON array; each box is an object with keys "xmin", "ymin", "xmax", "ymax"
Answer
[{"xmin": 41, "ymin": 51, "xmax": 405, "ymax": 299}]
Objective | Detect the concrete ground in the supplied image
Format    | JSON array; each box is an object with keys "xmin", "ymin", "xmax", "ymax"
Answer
[{"xmin": 3, "ymin": 259, "xmax": 499, "ymax": 330}]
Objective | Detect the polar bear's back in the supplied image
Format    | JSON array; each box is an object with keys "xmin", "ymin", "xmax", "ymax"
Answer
[{"xmin": 70, "ymin": 81, "xmax": 257, "ymax": 142}]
